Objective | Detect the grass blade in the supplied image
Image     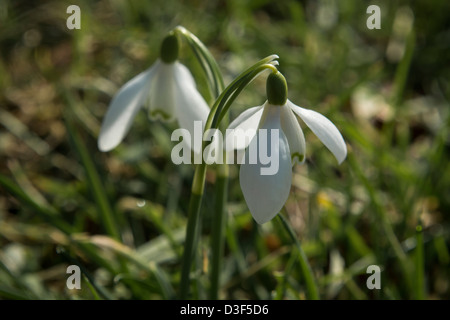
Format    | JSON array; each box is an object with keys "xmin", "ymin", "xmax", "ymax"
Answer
[
  {"xmin": 64, "ymin": 113, "xmax": 121, "ymax": 241},
  {"xmin": 277, "ymin": 214, "xmax": 319, "ymax": 300}
]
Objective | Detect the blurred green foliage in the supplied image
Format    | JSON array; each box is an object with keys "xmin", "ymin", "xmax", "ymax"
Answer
[{"xmin": 0, "ymin": 0, "xmax": 449, "ymax": 299}]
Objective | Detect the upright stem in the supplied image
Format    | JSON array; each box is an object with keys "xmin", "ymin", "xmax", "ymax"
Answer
[
  {"xmin": 179, "ymin": 163, "xmax": 207, "ymax": 299},
  {"xmin": 173, "ymin": 41, "xmax": 279, "ymax": 298},
  {"xmin": 414, "ymin": 224, "xmax": 425, "ymax": 300},
  {"xmin": 209, "ymin": 163, "xmax": 228, "ymax": 299}
]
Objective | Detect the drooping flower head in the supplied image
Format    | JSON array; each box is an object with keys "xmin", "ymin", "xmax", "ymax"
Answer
[
  {"xmin": 228, "ymin": 71, "xmax": 347, "ymax": 224},
  {"xmin": 98, "ymin": 33, "xmax": 210, "ymax": 154}
]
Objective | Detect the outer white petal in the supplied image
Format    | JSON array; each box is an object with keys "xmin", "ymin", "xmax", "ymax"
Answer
[
  {"xmin": 148, "ymin": 60, "xmax": 177, "ymax": 121},
  {"xmin": 280, "ymin": 104, "xmax": 306, "ymax": 165},
  {"xmin": 173, "ymin": 61, "xmax": 196, "ymax": 87},
  {"xmin": 288, "ymin": 100, "xmax": 347, "ymax": 164},
  {"xmin": 224, "ymin": 105, "xmax": 264, "ymax": 151},
  {"xmin": 98, "ymin": 64, "xmax": 156, "ymax": 152},
  {"xmin": 172, "ymin": 62, "xmax": 210, "ymax": 155},
  {"xmin": 239, "ymin": 107, "xmax": 292, "ymax": 224}
]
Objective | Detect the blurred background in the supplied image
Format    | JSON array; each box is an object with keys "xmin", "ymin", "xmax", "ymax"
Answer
[{"xmin": 0, "ymin": 0, "xmax": 449, "ymax": 300}]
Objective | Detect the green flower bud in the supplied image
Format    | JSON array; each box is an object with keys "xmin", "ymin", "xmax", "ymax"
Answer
[
  {"xmin": 160, "ymin": 33, "xmax": 180, "ymax": 63},
  {"xmin": 266, "ymin": 71, "xmax": 288, "ymax": 106}
]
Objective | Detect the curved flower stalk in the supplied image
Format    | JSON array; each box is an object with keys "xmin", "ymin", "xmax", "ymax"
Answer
[
  {"xmin": 97, "ymin": 33, "xmax": 210, "ymax": 155},
  {"xmin": 227, "ymin": 71, "xmax": 347, "ymax": 224},
  {"xmin": 179, "ymin": 55, "xmax": 280, "ymax": 299}
]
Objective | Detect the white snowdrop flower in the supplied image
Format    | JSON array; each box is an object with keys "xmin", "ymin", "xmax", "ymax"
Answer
[
  {"xmin": 98, "ymin": 33, "xmax": 210, "ymax": 154},
  {"xmin": 227, "ymin": 71, "xmax": 347, "ymax": 224}
]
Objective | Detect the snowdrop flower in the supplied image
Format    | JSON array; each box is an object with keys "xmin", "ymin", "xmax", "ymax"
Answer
[
  {"xmin": 227, "ymin": 71, "xmax": 347, "ymax": 224},
  {"xmin": 98, "ymin": 33, "xmax": 210, "ymax": 154}
]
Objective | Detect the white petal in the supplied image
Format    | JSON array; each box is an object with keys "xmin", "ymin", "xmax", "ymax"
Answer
[
  {"xmin": 280, "ymin": 104, "xmax": 306, "ymax": 165},
  {"xmin": 288, "ymin": 100, "xmax": 347, "ymax": 164},
  {"xmin": 173, "ymin": 61, "xmax": 196, "ymax": 87},
  {"xmin": 98, "ymin": 64, "xmax": 156, "ymax": 152},
  {"xmin": 148, "ymin": 61, "xmax": 177, "ymax": 121},
  {"xmin": 173, "ymin": 62, "xmax": 210, "ymax": 155},
  {"xmin": 225, "ymin": 105, "xmax": 264, "ymax": 151},
  {"xmin": 239, "ymin": 107, "xmax": 292, "ymax": 224}
]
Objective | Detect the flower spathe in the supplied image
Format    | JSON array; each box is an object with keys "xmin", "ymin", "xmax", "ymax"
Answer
[
  {"xmin": 228, "ymin": 99, "xmax": 347, "ymax": 224},
  {"xmin": 97, "ymin": 59, "xmax": 210, "ymax": 154}
]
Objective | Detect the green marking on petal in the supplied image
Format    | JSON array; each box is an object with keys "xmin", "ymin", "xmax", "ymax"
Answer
[
  {"xmin": 150, "ymin": 110, "xmax": 172, "ymax": 121},
  {"xmin": 292, "ymin": 152, "xmax": 304, "ymax": 164}
]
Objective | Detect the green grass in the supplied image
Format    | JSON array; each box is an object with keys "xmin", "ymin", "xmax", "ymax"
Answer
[{"xmin": 0, "ymin": 0, "xmax": 449, "ymax": 300}]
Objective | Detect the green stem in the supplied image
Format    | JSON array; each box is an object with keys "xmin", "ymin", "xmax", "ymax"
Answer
[
  {"xmin": 173, "ymin": 44, "xmax": 278, "ymax": 298},
  {"xmin": 209, "ymin": 80, "xmax": 229, "ymax": 299},
  {"xmin": 179, "ymin": 163, "xmax": 207, "ymax": 299},
  {"xmin": 209, "ymin": 164, "xmax": 229, "ymax": 299},
  {"xmin": 415, "ymin": 224, "xmax": 425, "ymax": 300},
  {"xmin": 174, "ymin": 26, "xmax": 228, "ymax": 299},
  {"xmin": 277, "ymin": 214, "xmax": 319, "ymax": 300}
]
